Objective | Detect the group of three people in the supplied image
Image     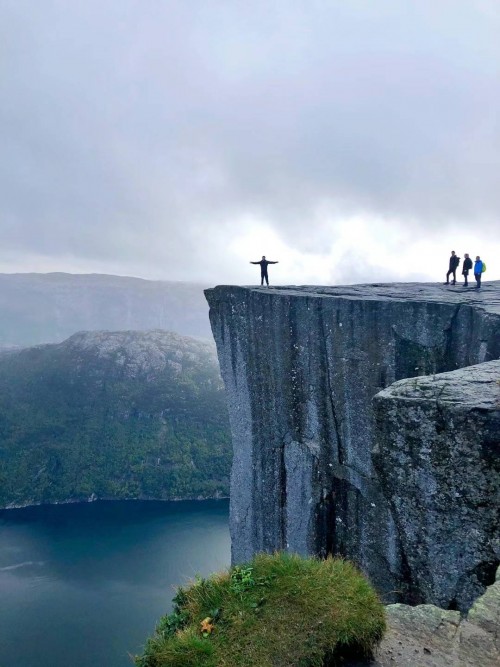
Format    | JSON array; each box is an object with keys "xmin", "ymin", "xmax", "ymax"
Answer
[{"xmin": 445, "ymin": 251, "xmax": 485, "ymax": 288}]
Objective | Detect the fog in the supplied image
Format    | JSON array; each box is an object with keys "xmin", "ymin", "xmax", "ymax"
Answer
[{"xmin": 1, "ymin": 1, "xmax": 499, "ymax": 284}]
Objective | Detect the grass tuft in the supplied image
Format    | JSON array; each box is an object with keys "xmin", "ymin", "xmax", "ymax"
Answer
[{"xmin": 135, "ymin": 552, "xmax": 386, "ymax": 667}]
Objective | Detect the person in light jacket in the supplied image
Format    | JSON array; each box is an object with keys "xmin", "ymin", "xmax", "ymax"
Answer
[{"xmin": 474, "ymin": 256, "xmax": 483, "ymax": 288}]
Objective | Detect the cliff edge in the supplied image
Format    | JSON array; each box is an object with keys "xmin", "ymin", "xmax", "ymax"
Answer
[{"xmin": 205, "ymin": 282, "xmax": 500, "ymax": 610}]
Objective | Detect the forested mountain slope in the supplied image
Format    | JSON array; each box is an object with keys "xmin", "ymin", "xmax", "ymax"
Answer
[
  {"xmin": 0, "ymin": 273, "xmax": 211, "ymax": 346},
  {"xmin": 0, "ymin": 330, "xmax": 231, "ymax": 507}
]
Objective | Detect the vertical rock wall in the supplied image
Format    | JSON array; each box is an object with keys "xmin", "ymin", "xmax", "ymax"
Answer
[
  {"xmin": 374, "ymin": 360, "xmax": 500, "ymax": 610},
  {"xmin": 205, "ymin": 283, "xmax": 500, "ymax": 605}
]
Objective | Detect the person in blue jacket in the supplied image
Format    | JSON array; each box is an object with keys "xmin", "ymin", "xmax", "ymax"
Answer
[
  {"xmin": 250, "ymin": 256, "xmax": 279, "ymax": 286},
  {"xmin": 474, "ymin": 256, "xmax": 483, "ymax": 288}
]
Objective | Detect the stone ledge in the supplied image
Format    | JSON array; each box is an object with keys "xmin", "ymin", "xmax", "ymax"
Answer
[
  {"xmin": 373, "ymin": 359, "xmax": 500, "ymax": 611},
  {"xmin": 352, "ymin": 566, "xmax": 500, "ymax": 666},
  {"xmin": 376, "ymin": 358, "xmax": 500, "ymax": 408}
]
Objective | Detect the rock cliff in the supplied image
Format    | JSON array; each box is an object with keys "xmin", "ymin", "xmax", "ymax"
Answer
[
  {"xmin": 374, "ymin": 359, "xmax": 500, "ymax": 611},
  {"xmin": 205, "ymin": 282, "xmax": 500, "ymax": 608}
]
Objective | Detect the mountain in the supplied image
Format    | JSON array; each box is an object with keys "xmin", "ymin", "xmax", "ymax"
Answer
[
  {"xmin": 0, "ymin": 273, "xmax": 211, "ymax": 346},
  {"xmin": 0, "ymin": 330, "xmax": 231, "ymax": 508}
]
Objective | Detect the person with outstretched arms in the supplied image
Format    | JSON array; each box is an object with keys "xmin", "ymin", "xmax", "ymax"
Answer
[{"xmin": 250, "ymin": 256, "xmax": 279, "ymax": 286}]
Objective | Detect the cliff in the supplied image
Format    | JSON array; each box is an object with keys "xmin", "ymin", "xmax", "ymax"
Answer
[
  {"xmin": 205, "ymin": 282, "xmax": 500, "ymax": 609},
  {"xmin": 374, "ymin": 359, "xmax": 500, "ymax": 610}
]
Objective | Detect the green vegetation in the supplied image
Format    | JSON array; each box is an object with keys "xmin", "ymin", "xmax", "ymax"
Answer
[
  {"xmin": 136, "ymin": 553, "xmax": 386, "ymax": 667},
  {"xmin": 0, "ymin": 330, "xmax": 231, "ymax": 507}
]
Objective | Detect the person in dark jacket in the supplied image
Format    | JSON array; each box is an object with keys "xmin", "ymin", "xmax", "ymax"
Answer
[
  {"xmin": 250, "ymin": 256, "xmax": 279, "ymax": 286},
  {"xmin": 462, "ymin": 253, "xmax": 473, "ymax": 286},
  {"xmin": 474, "ymin": 256, "xmax": 483, "ymax": 288},
  {"xmin": 444, "ymin": 251, "xmax": 460, "ymax": 285}
]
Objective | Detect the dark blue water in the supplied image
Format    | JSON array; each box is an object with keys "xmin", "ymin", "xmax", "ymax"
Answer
[{"xmin": 0, "ymin": 499, "xmax": 230, "ymax": 667}]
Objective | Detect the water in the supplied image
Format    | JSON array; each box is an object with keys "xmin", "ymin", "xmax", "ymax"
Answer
[{"xmin": 0, "ymin": 499, "xmax": 230, "ymax": 667}]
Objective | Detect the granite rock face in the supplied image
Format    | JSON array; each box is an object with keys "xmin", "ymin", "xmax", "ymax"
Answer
[
  {"xmin": 360, "ymin": 566, "xmax": 500, "ymax": 666},
  {"xmin": 205, "ymin": 282, "xmax": 500, "ymax": 607},
  {"xmin": 374, "ymin": 360, "xmax": 500, "ymax": 610}
]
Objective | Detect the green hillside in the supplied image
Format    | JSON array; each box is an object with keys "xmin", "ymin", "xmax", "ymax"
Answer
[{"xmin": 0, "ymin": 330, "xmax": 231, "ymax": 508}]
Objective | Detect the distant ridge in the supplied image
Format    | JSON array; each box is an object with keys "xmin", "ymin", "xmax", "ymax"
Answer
[
  {"xmin": 0, "ymin": 329, "xmax": 231, "ymax": 507},
  {"xmin": 0, "ymin": 272, "xmax": 211, "ymax": 346}
]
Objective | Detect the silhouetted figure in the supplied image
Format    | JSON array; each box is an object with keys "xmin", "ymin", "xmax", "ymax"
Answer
[
  {"xmin": 462, "ymin": 253, "xmax": 473, "ymax": 286},
  {"xmin": 474, "ymin": 256, "xmax": 483, "ymax": 288},
  {"xmin": 250, "ymin": 256, "xmax": 279, "ymax": 286},
  {"xmin": 444, "ymin": 251, "xmax": 460, "ymax": 285}
]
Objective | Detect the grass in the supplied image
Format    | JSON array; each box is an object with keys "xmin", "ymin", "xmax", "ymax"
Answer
[{"xmin": 135, "ymin": 552, "xmax": 386, "ymax": 667}]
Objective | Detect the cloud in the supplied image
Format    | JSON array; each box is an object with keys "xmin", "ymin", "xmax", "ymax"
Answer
[{"xmin": 1, "ymin": 0, "xmax": 499, "ymax": 284}]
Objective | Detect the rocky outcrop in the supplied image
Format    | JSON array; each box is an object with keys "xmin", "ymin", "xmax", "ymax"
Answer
[
  {"xmin": 205, "ymin": 282, "xmax": 500, "ymax": 607},
  {"xmin": 359, "ymin": 565, "xmax": 500, "ymax": 666},
  {"xmin": 373, "ymin": 360, "xmax": 500, "ymax": 611}
]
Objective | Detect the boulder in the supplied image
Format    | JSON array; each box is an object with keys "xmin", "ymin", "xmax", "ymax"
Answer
[{"xmin": 374, "ymin": 360, "xmax": 500, "ymax": 610}]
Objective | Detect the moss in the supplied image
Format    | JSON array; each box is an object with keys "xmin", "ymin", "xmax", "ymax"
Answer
[{"xmin": 135, "ymin": 553, "xmax": 386, "ymax": 667}]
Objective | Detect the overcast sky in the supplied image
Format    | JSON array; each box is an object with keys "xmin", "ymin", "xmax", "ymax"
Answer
[{"xmin": 1, "ymin": 0, "xmax": 499, "ymax": 285}]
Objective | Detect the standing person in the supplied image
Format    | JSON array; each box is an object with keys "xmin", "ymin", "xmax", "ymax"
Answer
[
  {"xmin": 474, "ymin": 256, "xmax": 483, "ymax": 288},
  {"xmin": 462, "ymin": 253, "xmax": 473, "ymax": 287},
  {"xmin": 250, "ymin": 256, "xmax": 279, "ymax": 286},
  {"xmin": 444, "ymin": 251, "xmax": 460, "ymax": 285}
]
